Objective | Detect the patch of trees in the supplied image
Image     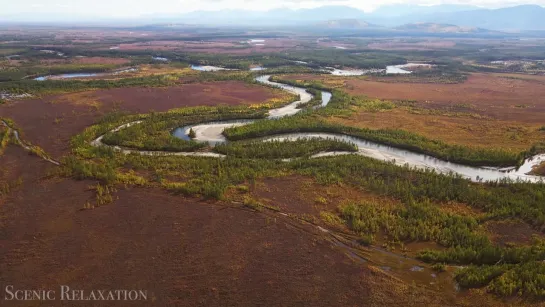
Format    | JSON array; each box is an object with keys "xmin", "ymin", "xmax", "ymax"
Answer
[
  {"xmin": 0, "ymin": 63, "xmax": 126, "ymax": 82},
  {"xmin": 455, "ymin": 260, "xmax": 545, "ymax": 297},
  {"xmin": 223, "ymin": 113, "xmax": 522, "ymax": 167},
  {"xmin": 280, "ymin": 50, "xmax": 406, "ymax": 69},
  {"xmin": 214, "ymin": 138, "xmax": 357, "ymax": 159},
  {"xmin": 101, "ymin": 106, "xmax": 267, "ymax": 152},
  {"xmin": 0, "ymin": 74, "xmax": 178, "ymax": 95}
]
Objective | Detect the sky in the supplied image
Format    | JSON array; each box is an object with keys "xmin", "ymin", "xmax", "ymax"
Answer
[{"xmin": 2, "ymin": 0, "xmax": 544, "ymax": 18}]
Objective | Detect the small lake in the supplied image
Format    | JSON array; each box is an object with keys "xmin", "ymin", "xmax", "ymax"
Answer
[
  {"xmin": 386, "ymin": 63, "xmax": 434, "ymax": 74},
  {"xmin": 189, "ymin": 63, "xmax": 431, "ymax": 76},
  {"xmin": 152, "ymin": 56, "xmax": 168, "ymax": 62},
  {"xmin": 34, "ymin": 68, "xmax": 137, "ymax": 81},
  {"xmin": 190, "ymin": 65, "xmax": 234, "ymax": 72},
  {"xmin": 35, "ymin": 73, "xmax": 98, "ymax": 81},
  {"xmin": 329, "ymin": 63, "xmax": 435, "ymax": 76}
]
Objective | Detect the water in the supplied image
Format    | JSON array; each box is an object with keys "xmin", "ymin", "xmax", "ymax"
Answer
[
  {"xmin": 410, "ymin": 266, "xmax": 425, "ymax": 272},
  {"xmin": 188, "ymin": 62, "xmax": 430, "ymax": 76},
  {"xmin": 58, "ymin": 73, "xmax": 98, "ymax": 79},
  {"xmin": 386, "ymin": 65, "xmax": 412, "ymax": 74},
  {"xmin": 0, "ymin": 92, "xmax": 32, "ymax": 100},
  {"xmin": 250, "ymin": 66, "xmax": 266, "ymax": 71},
  {"xmin": 35, "ymin": 73, "xmax": 99, "ymax": 81},
  {"xmin": 190, "ymin": 65, "xmax": 264, "ymax": 72},
  {"xmin": 386, "ymin": 63, "xmax": 434, "ymax": 74},
  {"xmin": 329, "ymin": 68, "xmax": 385, "ymax": 76},
  {"xmin": 39, "ymin": 50, "xmax": 64, "ymax": 57},
  {"xmin": 172, "ymin": 76, "xmax": 330, "ymax": 144},
  {"xmin": 190, "ymin": 65, "xmax": 233, "ymax": 72},
  {"xmin": 34, "ymin": 68, "xmax": 136, "ymax": 81},
  {"xmin": 152, "ymin": 56, "xmax": 168, "ymax": 62},
  {"xmin": 328, "ymin": 63, "xmax": 435, "ymax": 76},
  {"xmin": 172, "ymin": 119, "xmax": 254, "ymax": 146},
  {"xmin": 83, "ymin": 66, "xmax": 544, "ymax": 183},
  {"xmin": 171, "ymin": 75, "xmax": 544, "ymax": 183},
  {"xmin": 321, "ymin": 92, "xmax": 332, "ymax": 107},
  {"xmin": 112, "ymin": 68, "xmax": 137, "ymax": 75},
  {"xmin": 260, "ymin": 133, "xmax": 544, "ymax": 182}
]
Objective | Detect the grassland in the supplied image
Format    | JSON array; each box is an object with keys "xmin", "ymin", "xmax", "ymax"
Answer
[{"xmin": 276, "ymin": 73, "xmax": 545, "ymax": 154}]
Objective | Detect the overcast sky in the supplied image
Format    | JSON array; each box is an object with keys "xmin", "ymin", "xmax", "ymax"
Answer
[{"xmin": 3, "ymin": 0, "xmax": 544, "ymax": 17}]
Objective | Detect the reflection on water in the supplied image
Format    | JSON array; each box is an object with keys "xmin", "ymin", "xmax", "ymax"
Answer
[
  {"xmin": 250, "ymin": 66, "xmax": 266, "ymax": 71},
  {"xmin": 262, "ymin": 132, "xmax": 545, "ymax": 183},
  {"xmin": 152, "ymin": 56, "xmax": 168, "ymax": 61},
  {"xmin": 190, "ymin": 65, "xmax": 233, "ymax": 72},
  {"xmin": 34, "ymin": 68, "xmax": 137, "ymax": 81}
]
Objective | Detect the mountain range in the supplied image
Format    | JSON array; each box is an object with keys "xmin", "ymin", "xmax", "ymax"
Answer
[
  {"xmin": 150, "ymin": 4, "xmax": 545, "ymax": 32},
  {"xmin": 2, "ymin": 4, "xmax": 545, "ymax": 31}
]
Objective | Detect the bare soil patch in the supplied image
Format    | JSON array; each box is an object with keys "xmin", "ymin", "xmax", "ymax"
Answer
[
  {"xmin": 250, "ymin": 175, "xmax": 396, "ymax": 217},
  {"xmin": 484, "ymin": 219, "xmax": 542, "ymax": 246},
  {"xmin": 531, "ymin": 161, "xmax": 545, "ymax": 176}
]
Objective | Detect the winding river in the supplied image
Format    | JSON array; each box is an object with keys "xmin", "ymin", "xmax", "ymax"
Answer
[{"xmin": 89, "ymin": 75, "xmax": 545, "ymax": 183}]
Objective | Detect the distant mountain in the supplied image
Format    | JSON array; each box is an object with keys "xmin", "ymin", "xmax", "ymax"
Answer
[
  {"xmin": 317, "ymin": 19, "xmax": 379, "ymax": 29},
  {"xmin": 394, "ymin": 23, "xmax": 490, "ymax": 34},
  {"xmin": 371, "ymin": 4, "xmax": 480, "ymax": 17},
  {"xmin": 2, "ymin": 4, "xmax": 545, "ymax": 31},
  {"xmin": 168, "ymin": 4, "xmax": 545, "ymax": 31},
  {"xmin": 415, "ymin": 5, "xmax": 545, "ymax": 31},
  {"xmin": 157, "ymin": 6, "xmax": 367, "ymax": 25}
]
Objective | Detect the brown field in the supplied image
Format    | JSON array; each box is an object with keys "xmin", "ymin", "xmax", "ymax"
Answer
[
  {"xmin": 0, "ymin": 145, "xmax": 474, "ymax": 307},
  {"xmin": 0, "ymin": 81, "xmax": 281, "ymax": 158},
  {"xmin": 285, "ymin": 73, "xmax": 545, "ymax": 150},
  {"xmin": 0, "ymin": 146, "xmax": 517, "ymax": 306},
  {"xmin": 249, "ymin": 175, "xmax": 396, "ymax": 217},
  {"xmin": 484, "ymin": 219, "xmax": 542, "ymax": 247}
]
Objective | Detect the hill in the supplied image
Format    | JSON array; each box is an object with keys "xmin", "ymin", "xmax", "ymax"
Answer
[
  {"xmin": 394, "ymin": 23, "xmax": 490, "ymax": 34},
  {"xmin": 317, "ymin": 19, "xmax": 380, "ymax": 29}
]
